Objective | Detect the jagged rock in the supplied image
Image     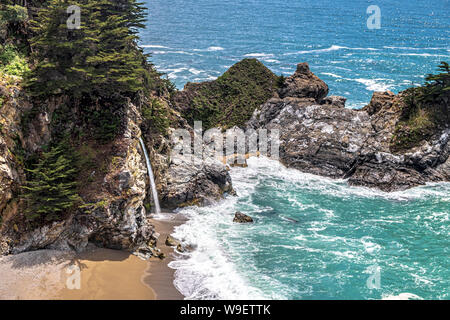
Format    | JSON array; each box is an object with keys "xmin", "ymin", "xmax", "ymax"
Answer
[
  {"xmin": 247, "ymin": 64, "xmax": 449, "ymax": 191},
  {"xmin": 165, "ymin": 235, "xmax": 179, "ymax": 247},
  {"xmin": 159, "ymin": 147, "xmax": 234, "ymax": 209},
  {"xmin": 176, "ymin": 243, "xmax": 184, "ymax": 252},
  {"xmin": 278, "ymin": 62, "xmax": 328, "ymax": 101},
  {"xmin": 233, "ymin": 211, "xmax": 254, "ymax": 223},
  {"xmin": 362, "ymin": 91, "xmax": 395, "ymax": 116},
  {"xmin": 320, "ymin": 95, "xmax": 347, "ymax": 108}
]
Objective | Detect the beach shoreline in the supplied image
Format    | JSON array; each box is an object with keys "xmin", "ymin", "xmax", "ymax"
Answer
[{"xmin": 0, "ymin": 215, "xmax": 185, "ymax": 300}]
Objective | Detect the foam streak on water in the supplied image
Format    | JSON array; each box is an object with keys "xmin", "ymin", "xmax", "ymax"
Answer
[{"xmin": 169, "ymin": 157, "xmax": 450, "ymax": 300}]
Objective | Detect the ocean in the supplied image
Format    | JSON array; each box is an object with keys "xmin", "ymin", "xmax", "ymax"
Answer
[
  {"xmin": 140, "ymin": 0, "xmax": 450, "ymax": 108},
  {"xmin": 140, "ymin": 0, "xmax": 450, "ymax": 299}
]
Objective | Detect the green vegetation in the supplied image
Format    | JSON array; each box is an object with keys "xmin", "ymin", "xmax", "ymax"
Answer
[
  {"xmin": 0, "ymin": 44, "xmax": 30, "ymax": 77},
  {"xmin": 391, "ymin": 62, "xmax": 450, "ymax": 151},
  {"xmin": 142, "ymin": 98, "xmax": 170, "ymax": 134},
  {"xmin": 22, "ymin": 142, "xmax": 81, "ymax": 222},
  {"xmin": 175, "ymin": 59, "xmax": 281, "ymax": 129},
  {"xmin": 0, "ymin": 4, "xmax": 28, "ymax": 27},
  {"xmin": 26, "ymin": 0, "xmax": 149, "ymax": 101}
]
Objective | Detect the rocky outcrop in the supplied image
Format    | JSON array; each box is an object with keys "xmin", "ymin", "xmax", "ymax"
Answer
[
  {"xmin": 247, "ymin": 62, "xmax": 449, "ymax": 191},
  {"xmin": 233, "ymin": 212, "xmax": 253, "ymax": 223},
  {"xmin": 159, "ymin": 148, "xmax": 234, "ymax": 209},
  {"xmin": 278, "ymin": 62, "xmax": 328, "ymax": 101}
]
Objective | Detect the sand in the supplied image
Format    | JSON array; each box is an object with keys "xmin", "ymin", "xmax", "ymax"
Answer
[{"xmin": 0, "ymin": 216, "xmax": 185, "ymax": 300}]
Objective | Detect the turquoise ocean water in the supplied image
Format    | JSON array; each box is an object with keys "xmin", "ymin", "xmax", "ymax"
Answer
[{"xmin": 140, "ymin": 0, "xmax": 450, "ymax": 299}]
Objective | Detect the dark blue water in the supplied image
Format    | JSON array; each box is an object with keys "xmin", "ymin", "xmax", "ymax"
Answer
[{"xmin": 140, "ymin": 0, "xmax": 450, "ymax": 108}]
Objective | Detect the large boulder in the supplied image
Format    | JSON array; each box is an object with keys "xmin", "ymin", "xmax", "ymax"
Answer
[
  {"xmin": 278, "ymin": 62, "xmax": 329, "ymax": 101},
  {"xmin": 233, "ymin": 212, "xmax": 254, "ymax": 223}
]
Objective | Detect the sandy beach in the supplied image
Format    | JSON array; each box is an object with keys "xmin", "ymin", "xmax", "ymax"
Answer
[{"xmin": 0, "ymin": 216, "xmax": 184, "ymax": 300}]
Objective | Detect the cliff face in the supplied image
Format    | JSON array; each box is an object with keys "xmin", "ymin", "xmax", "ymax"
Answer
[
  {"xmin": 247, "ymin": 63, "xmax": 449, "ymax": 191},
  {"xmin": 0, "ymin": 80, "xmax": 233, "ymax": 256}
]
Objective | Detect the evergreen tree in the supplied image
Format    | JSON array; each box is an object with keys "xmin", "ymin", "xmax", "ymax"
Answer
[
  {"xmin": 421, "ymin": 61, "xmax": 450, "ymax": 104},
  {"xmin": 26, "ymin": 0, "xmax": 150, "ymax": 101},
  {"xmin": 22, "ymin": 143, "xmax": 80, "ymax": 222}
]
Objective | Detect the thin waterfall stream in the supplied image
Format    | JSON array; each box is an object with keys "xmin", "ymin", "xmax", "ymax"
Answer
[{"xmin": 138, "ymin": 137, "xmax": 161, "ymax": 215}]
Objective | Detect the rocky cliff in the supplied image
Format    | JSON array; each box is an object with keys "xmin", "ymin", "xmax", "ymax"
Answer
[
  {"xmin": 0, "ymin": 84, "xmax": 232, "ymax": 256},
  {"xmin": 247, "ymin": 63, "xmax": 449, "ymax": 191}
]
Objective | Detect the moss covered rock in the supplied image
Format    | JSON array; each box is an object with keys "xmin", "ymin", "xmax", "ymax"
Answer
[{"xmin": 172, "ymin": 58, "xmax": 280, "ymax": 129}]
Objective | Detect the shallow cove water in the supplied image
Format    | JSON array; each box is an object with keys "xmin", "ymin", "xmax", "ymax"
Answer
[{"xmin": 169, "ymin": 157, "xmax": 449, "ymax": 300}]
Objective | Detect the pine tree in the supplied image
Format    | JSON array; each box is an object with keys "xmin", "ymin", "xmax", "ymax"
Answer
[
  {"xmin": 26, "ymin": 0, "xmax": 150, "ymax": 101},
  {"xmin": 22, "ymin": 143, "xmax": 80, "ymax": 222}
]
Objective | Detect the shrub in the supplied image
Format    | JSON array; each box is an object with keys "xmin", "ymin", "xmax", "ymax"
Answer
[
  {"xmin": 22, "ymin": 142, "xmax": 81, "ymax": 222},
  {"xmin": 0, "ymin": 44, "xmax": 30, "ymax": 77}
]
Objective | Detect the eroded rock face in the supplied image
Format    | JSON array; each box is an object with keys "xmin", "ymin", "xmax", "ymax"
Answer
[
  {"xmin": 5, "ymin": 102, "xmax": 158, "ymax": 255},
  {"xmin": 247, "ymin": 65, "xmax": 450, "ymax": 191},
  {"xmin": 159, "ymin": 151, "xmax": 233, "ymax": 209}
]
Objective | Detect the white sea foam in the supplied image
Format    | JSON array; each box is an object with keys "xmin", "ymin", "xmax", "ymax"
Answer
[
  {"xmin": 188, "ymin": 68, "xmax": 202, "ymax": 75},
  {"xmin": 168, "ymin": 201, "xmax": 274, "ymax": 300},
  {"xmin": 284, "ymin": 45, "xmax": 379, "ymax": 56},
  {"xmin": 169, "ymin": 156, "xmax": 449, "ymax": 299},
  {"xmin": 244, "ymin": 53, "xmax": 274, "ymax": 58},
  {"xmin": 384, "ymin": 46, "xmax": 449, "ymax": 50},
  {"xmin": 321, "ymin": 72, "xmax": 342, "ymax": 78},
  {"xmin": 193, "ymin": 46, "xmax": 225, "ymax": 52},
  {"xmin": 382, "ymin": 293, "xmax": 423, "ymax": 300},
  {"xmin": 398, "ymin": 53, "xmax": 449, "ymax": 57},
  {"xmin": 207, "ymin": 46, "xmax": 224, "ymax": 51},
  {"xmin": 141, "ymin": 44, "xmax": 170, "ymax": 49},
  {"xmin": 352, "ymin": 78, "xmax": 395, "ymax": 92}
]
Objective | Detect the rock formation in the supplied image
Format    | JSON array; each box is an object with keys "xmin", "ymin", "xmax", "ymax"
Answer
[
  {"xmin": 247, "ymin": 63, "xmax": 449, "ymax": 191},
  {"xmin": 233, "ymin": 212, "xmax": 254, "ymax": 223}
]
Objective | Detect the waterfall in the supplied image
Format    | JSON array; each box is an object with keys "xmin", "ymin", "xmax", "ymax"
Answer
[{"xmin": 138, "ymin": 137, "xmax": 161, "ymax": 215}]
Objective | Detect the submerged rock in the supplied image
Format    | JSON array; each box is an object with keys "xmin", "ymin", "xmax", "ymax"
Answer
[{"xmin": 233, "ymin": 212, "xmax": 254, "ymax": 223}]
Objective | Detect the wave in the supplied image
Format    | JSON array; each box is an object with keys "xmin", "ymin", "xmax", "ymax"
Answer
[
  {"xmin": 398, "ymin": 53, "xmax": 449, "ymax": 57},
  {"xmin": 353, "ymin": 78, "xmax": 395, "ymax": 92},
  {"xmin": 169, "ymin": 204, "xmax": 271, "ymax": 300},
  {"xmin": 284, "ymin": 45, "xmax": 379, "ymax": 56},
  {"xmin": 321, "ymin": 72, "xmax": 342, "ymax": 78},
  {"xmin": 239, "ymin": 157, "xmax": 450, "ymax": 201},
  {"xmin": 193, "ymin": 46, "xmax": 225, "ymax": 52},
  {"xmin": 141, "ymin": 44, "xmax": 170, "ymax": 49},
  {"xmin": 384, "ymin": 46, "xmax": 449, "ymax": 50},
  {"xmin": 206, "ymin": 46, "xmax": 224, "ymax": 51},
  {"xmin": 382, "ymin": 293, "xmax": 423, "ymax": 300},
  {"xmin": 169, "ymin": 156, "xmax": 449, "ymax": 299},
  {"xmin": 244, "ymin": 53, "xmax": 273, "ymax": 57}
]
